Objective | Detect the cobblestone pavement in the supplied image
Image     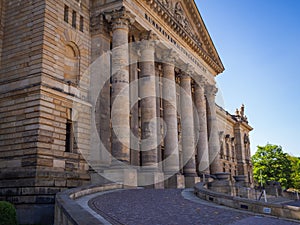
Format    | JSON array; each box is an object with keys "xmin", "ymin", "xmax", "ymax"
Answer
[{"xmin": 88, "ymin": 189, "xmax": 300, "ymax": 225}]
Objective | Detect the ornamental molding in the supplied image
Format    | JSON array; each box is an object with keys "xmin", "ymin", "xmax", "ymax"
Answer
[{"xmin": 143, "ymin": 0, "xmax": 224, "ymax": 75}]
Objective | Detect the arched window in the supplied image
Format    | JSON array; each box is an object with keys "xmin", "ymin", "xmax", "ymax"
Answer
[{"xmin": 64, "ymin": 43, "xmax": 80, "ymax": 84}]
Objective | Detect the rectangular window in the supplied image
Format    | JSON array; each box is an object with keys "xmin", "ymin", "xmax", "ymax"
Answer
[
  {"xmin": 80, "ymin": 15, "xmax": 84, "ymax": 32},
  {"xmin": 65, "ymin": 120, "xmax": 73, "ymax": 152},
  {"xmin": 72, "ymin": 10, "xmax": 77, "ymax": 28},
  {"xmin": 64, "ymin": 5, "xmax": 69, "ymax": 23}
]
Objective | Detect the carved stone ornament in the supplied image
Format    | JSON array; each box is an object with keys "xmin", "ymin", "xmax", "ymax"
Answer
[
  {"xmin": 205, "ymin": 84, "xmax": 218, "ymax": 97},
  {"xmin": 194, "ymin": 75, "xmax": 207, "ymax": 88},
  {"xmin": 183, "ymin": 63, "xmax": 195, "ymax": 75},
  {"xmin": 156, "ymin": 48, "xmax": 178, "ymax": 64},
  {"xmin": 90, "ymin": 13, "xmax": 109, "ymax": 34},
  {"xmin": 105, "ymin": 7, "xmax": 135, "ymax": 30},
  {"xmin": 158, "ymin": 0, "xmax": 171, "ymax": 9},
  {"xmin": 173, "ymin": 2, "xmax": 195, "ymax": 36},
  {"xmin": 139, "ymin": 30, "xmax": 158, "ymax": 41}
]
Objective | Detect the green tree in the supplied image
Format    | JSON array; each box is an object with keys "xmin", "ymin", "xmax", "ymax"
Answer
[
  {"xmin": 288, "ymin": 155, "xmax": 300, "ymax": 190},
  {"xmin": 0, "ymin": 201, "xmax": 17, "ymax": 225},
  {"xmin": 252, "ymin": 144, "xmax": 292, "ymax": 189}
]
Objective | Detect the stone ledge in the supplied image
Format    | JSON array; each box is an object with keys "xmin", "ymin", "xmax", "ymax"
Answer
[
  {"xmin": 194, "ymin": 182, "xmax": 300, "ymax": 221},
  {"xmin": 55, "ymin": 183, "xmax": 123, "ymax": 225}
]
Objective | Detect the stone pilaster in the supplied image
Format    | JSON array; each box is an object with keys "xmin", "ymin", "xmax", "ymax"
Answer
[
  {"xmin": 106, "ymin": 8, "xmax": 134, "ymax": 164},
  {"xmin": 205, "ymin": 85, "xmax": 222, "ymax": 174},
  {"xmin": 180, "ymin": 71, "xmax": 197, "ymax": 180},
  {"xmin": 194, "ymin": 77, "xmax": 210, "ymax": 175},
  {"xmin": 139, "ymin": 31, "xmax": 158, "ymax": 169}
]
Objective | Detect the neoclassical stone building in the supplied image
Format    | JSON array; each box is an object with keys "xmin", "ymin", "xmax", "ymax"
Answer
[{"xmin": 0, "ymin": 0, "xmax": 253, "ymax": 223}]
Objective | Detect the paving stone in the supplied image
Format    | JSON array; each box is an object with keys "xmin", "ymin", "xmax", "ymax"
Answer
[{"xmin": 87, "ymin": 189, "xmax": 300, "ymax": 225}]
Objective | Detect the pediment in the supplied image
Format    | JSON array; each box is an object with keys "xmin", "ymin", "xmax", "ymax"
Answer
[{"xmin": 147, "ymin": 0, "xmax": 224, "ymax": 75}]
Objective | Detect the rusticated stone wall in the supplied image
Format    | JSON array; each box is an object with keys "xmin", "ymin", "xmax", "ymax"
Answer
[{"xmin": 0, "ymin": 0, "xmax": 91, "ymax": 224}]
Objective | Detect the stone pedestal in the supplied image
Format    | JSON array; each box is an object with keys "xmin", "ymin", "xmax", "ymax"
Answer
[
  {"xmin": 164, "ymin": 174, "xmax": 185, "ymax": 189},
  {"xmin": 209, "ymin": 172, "xmax": 233, "ymax": 195},
  {"xmin": 234, "ymin": 175, "xmax": 247, "ymax": 186},
  {"xmin": 91, "ymin": 168, "xmax": 137, "ymax": 188},
  {"xmin": 184, "ymin": 176, "xmax": 201, "ymax": 188},
  {"xmin": 138, "ymin": 171, "xmax": 164, "ymax": 189}
]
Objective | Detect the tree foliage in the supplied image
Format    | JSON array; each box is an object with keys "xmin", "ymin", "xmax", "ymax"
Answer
[
  {"xmin": 0, "ymin": 201, "xmax": 17, "ymax": 225},
  {"xmin": 288, "ymin": 155, "xmax": 300, "ymax": 190},
  {"xmin": 252, "ymin": 144, "xmax": 292, "ymax": 189}
]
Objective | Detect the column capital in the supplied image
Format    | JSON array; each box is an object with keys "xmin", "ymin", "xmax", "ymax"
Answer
[
  {"xmin": 194, "ymin": 75, "xmax": 207, "ymax": 89},
  {"xmin": 139, "ymin": 30, "xmax": 158, "ymax": 51},
  {"xmin": 105, "ymin": 7, "xmax": 135, "ymax": 30},
  {"xmin": 184, "ymin": 63, "xmax": 195, "ymax": 75},
  {"xmin": 140, "ymin": 30, "xmax": 158, "ymax": 41},
  {"xmin": 177, "ymin": 64, "xmax": 194, "ymax": 80},
  {"xmin": 205, "ymin": 84, "xmax": 218, "ymax": 98},
  {"xmin": 156, "ymin": 49, "xmax": 178, "ymax": 65},
  {"xmin": 91, "ymin": 13, "xmax": 109, "ymax": 35}
]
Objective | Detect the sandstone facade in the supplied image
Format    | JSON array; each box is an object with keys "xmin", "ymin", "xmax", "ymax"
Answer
[{"xmin": 0, "ymin": 0, "xmax": 253, "ymax": 224}]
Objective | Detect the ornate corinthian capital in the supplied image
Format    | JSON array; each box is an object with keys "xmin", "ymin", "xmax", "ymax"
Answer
[
  {"xmin": 105, "ymin": 7, "xmax": 135, "ymax": 30},
  {"xmin": 156, "ymin": 49, "xmax": 178, "ymax": 64},
  {"xmin": 140, "ymin": 30, "xmax": 158, "ymax": 41},
  {"xmin": 194, "ymin": 75, "xmax": 207, "ymax": 88},
  {"xmin": 139, "ymin": 30, "xmax": 158, "ymax": 51},
  {"xmin": 183, "ymin": 63, "xmax": 195, "ymax": 76},
  {"xmin": 205, "ymin": 84, "xmax": 218, "ymax": 98}
]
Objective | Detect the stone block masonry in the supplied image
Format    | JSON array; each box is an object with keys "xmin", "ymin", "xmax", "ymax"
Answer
[
  {"xmin": 0, "ymin": 0, "xmax": 254, "ymax": 224},
  {"xmin": 0, "ymin": 0, "xmax": 91, "ymax": 224}
]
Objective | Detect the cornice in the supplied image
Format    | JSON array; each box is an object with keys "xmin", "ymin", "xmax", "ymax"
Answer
[{"xmin": 142, "ymin": 0, "xmax": 225, "ymax": 75}]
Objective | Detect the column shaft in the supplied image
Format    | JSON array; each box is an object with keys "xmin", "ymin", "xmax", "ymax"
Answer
[
  {"xmin": 194, "ymin": 82, "xmax": 210, "ymax": 174},
  {"xmin": 206, "ymin": 85, "xmax": 222, "ymax": 174},
  {"xmin": 180, "ymin": 74, "xmax": 197, "ymax": 176},
  {"xmin": 129, "ymin": 45, "xmax": 140, "ymax": 166},
  {"xmin": 139, "ymin": 39, "xmax": 158, "ymax": 168},
  {"xmin": 110, "ymin": 13, "xmax": 131, "ymax": 163},
  {"xmin": 163, "ymin": 63, "xmax": 180, "ymax": 173}
]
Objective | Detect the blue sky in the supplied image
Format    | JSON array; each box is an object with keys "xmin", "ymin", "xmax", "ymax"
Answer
[{"xmin": 195, "ymin": 0, "xmax": 300, "ymax": 156}]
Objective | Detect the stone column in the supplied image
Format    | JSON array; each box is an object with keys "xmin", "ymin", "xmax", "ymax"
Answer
[
  {"xmin": 162, "ymin": 52, "xmax": 184, "ymax": 188},
  {"xmin": 139, "ymin": 31, "xmax": 158, "ymax": 169},
  {"xmin": 90, "ymin": 14, "xmax": 112, "ymax": 184},
  {"xmin": 180, "ymin": 70, "xmax": 199, "ymax": 187},
  {"xmin": 107, "ymin": 8, "xmax": 134, "ymax": 164},
  {"xmin": 194, "ymin": 77, "xmax": 210, "ymax": 175},
  {"xmin": 129, "ymin": 41, "xmax": 140, "ymax": 166},
  {"xmin": 162, "ymin": 54, "xmax": 179, "ymax": 173},
  {"xmin": 205, "ymin": 85, "xmax": 223, "ymax": 175},
  {"xmin": 103, "ymin": 8, "xmax": 137, "ymax": 188}
]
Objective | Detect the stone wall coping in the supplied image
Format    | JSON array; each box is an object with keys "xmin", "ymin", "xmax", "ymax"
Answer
[
  {"xmin": 55, "ymin": 183, "xmax": 123, "ymax": 225},
  {"xmin": 194, "ymin": 182, "xmax": 300, "ymax": 221}
]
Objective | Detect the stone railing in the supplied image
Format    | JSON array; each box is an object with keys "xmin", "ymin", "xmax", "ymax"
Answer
[
  {"xmin": 54, "ymin": 183, "xmax": 123, "ymax": 225},
  {"xmin": 194, "ymin": 182, "xmax": 300, "ymax": 221}
]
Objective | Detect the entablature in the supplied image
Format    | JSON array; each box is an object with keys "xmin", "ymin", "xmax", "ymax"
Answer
[{"xmin": 138, "ymin": 0, "xmax": 224, "ymax": 75}]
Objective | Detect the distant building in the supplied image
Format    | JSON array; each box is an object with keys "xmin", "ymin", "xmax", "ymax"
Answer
[{"xmin": 0, "ymin": 0, "xmax": 253, "ymax": 224}]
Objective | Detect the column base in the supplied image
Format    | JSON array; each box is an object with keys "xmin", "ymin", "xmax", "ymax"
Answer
[
  {"xmin": 91, "ymin": 168, "xmax": 137, "ymax": 188},
  {"xmin": 184, "ymin": 176, "xmax": 201, "ymax": 188},
  {"xmin": 164, "ymin": 174, "xmax": 185, "ymax": 189},
  {"xmin": 138, "ymin": 171, "xmax": 165, "ymax": 189}
]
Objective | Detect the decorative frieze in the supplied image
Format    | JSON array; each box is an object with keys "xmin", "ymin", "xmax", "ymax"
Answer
[{"xmin": 143, "ymin": 0, "xmax": 224, "ymax": 74}]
